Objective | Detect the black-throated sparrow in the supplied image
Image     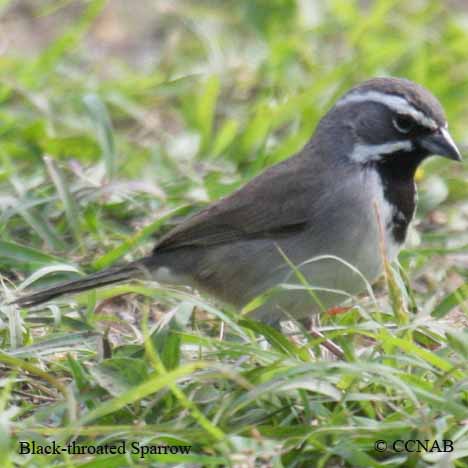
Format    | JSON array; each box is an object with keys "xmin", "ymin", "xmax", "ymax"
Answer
[{"xmin": 14, "ymin": 78, "xmax": 462, "ymax": 325}]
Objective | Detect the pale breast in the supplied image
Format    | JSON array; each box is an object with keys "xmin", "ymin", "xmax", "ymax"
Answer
[{"xmin": 251, "ymin": 168, "xmax": 405, "ymax": 322}]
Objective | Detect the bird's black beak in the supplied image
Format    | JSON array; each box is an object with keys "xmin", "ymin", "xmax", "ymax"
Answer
[{"xmin": 419, "ymin": 127, "xmax": 462, "ymax": 161}]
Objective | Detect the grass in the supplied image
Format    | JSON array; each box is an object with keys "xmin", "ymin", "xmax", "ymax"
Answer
[{"xmin": 1, "ymin": 0, "xmax": 468, "ymax": 466}]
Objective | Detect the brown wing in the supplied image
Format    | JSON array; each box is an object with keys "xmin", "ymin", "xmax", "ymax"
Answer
[{"xmin": 154, "ymin": 154, "xmax": 314, "ymax": 253}]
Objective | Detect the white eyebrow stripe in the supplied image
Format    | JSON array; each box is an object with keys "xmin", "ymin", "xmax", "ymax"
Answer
[
  {"xmin": 337, "ymin": 91, "xmax": 438, "ymax": 130},
  {"xmin": 350, "ymin": 141, "xmax": 413, "ymax": 163}
]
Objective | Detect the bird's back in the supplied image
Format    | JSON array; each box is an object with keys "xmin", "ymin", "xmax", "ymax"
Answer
[{"xmin": 149, "ymin": 144, "xmax": 394, "ymax": 321}]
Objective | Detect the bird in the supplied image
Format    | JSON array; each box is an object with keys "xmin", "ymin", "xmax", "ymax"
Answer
[{"xmin": 13, "ymin": 77, "xmax": 462, "ymax": 327}]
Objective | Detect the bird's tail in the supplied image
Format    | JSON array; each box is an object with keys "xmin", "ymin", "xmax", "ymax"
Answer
[{"xmin": 12, "ymin": 260, "xmax": 152, "ymax": 308}]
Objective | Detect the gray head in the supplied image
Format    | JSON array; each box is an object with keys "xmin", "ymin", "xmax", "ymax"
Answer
[{"xmin": 315, "ymin": 77, "xmax": 461, "ymax": 169}]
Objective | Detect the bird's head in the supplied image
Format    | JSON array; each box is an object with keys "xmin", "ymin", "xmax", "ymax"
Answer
[{"xmin": 318, "ymin": 77, "xmax": 461, "ymax": 172}]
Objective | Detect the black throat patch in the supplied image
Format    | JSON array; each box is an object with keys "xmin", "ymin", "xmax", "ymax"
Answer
[{"xmin": 373, "ymin": 151, "xmax": 423, "ymax": 243}]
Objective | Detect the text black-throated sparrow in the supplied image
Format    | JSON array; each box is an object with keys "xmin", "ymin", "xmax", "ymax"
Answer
[{"xmin": 14, "ymin": 78, "xmax": 462, "ymax": 325}]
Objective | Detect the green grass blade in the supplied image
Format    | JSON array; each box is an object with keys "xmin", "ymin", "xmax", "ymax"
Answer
[
  {"xmin": 91, "ymin": 205, "xmax": 189, "ymax": 269},
  {"xmin": 432, "ymin": 284, "xmax": 468, "ymax": 318},
  {"xmin": 43, "ymin": 155, "xmax": 82, "ymax": 246},
  {"xmin": 0, "ymin": 240, "xmax": 65, "ymax": 269},
  {"xmin": 83, "ymin": 93, "xmax": 117, "ymax": 181}
]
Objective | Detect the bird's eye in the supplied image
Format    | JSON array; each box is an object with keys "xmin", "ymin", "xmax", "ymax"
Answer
[{"xmin": 393, "ymin": 114, "xmax": 415, "ymax": 134}]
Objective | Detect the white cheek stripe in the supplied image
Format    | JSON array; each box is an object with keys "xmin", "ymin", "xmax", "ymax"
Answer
[
  {"xmin": 337, "ymin": 91, "xmax": 438, "ymax": 130},
  {"xmin": 350, "ymin": 141, "xmax": 413, "ymax": 163}
]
